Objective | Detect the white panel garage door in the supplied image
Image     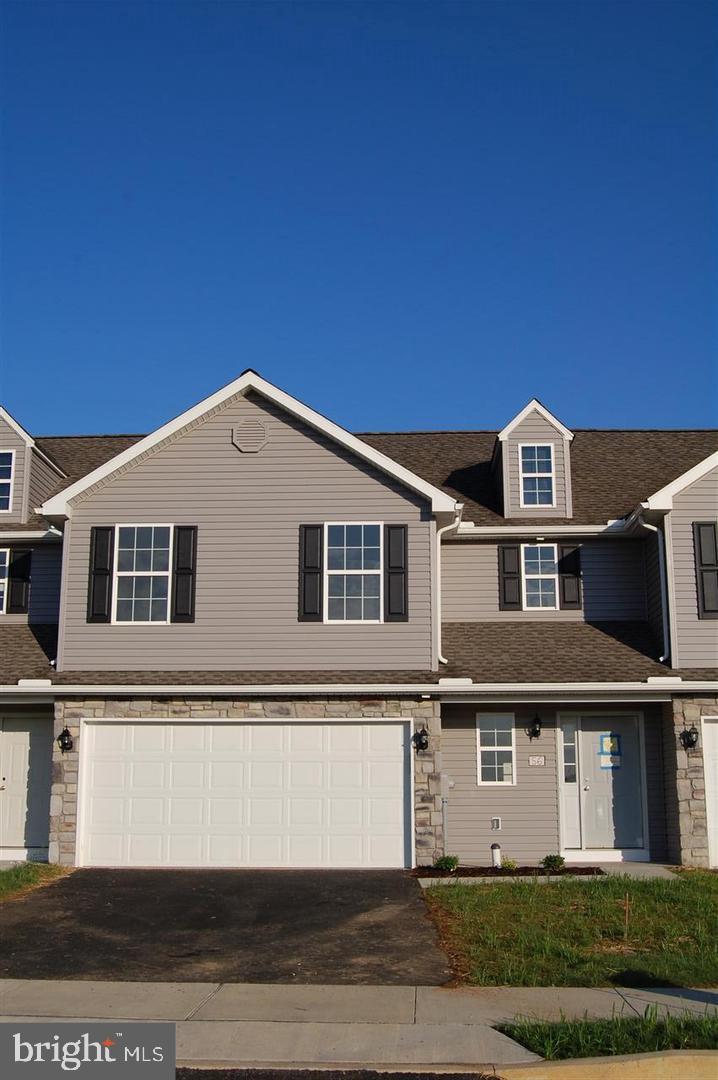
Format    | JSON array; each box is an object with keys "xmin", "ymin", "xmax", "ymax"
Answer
[{"xmin": 79, "ymin": 721, "xmax": 411, "ymax": 868}]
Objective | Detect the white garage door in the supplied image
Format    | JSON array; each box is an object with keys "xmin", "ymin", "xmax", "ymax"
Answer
[{"xmin": 79, "ymin": 721, "xmax": 411, "ymax": 868}]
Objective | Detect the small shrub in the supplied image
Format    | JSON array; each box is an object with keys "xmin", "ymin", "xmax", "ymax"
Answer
[
  {"xmin": 434, "ymin": 855, "xmax": 460, "ymax": 872},
  {"xmin": 541, "ymin": 854, "xmax": 566, "ymax": 873},
  {"xmin": 501, "ymin": 858, "xmax": 518, "ymax": 871}
]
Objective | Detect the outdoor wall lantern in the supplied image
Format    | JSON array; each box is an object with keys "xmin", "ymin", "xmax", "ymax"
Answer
[
  {"xmin": 525, "ymin": 715, "xmax": 542, "ymax": 740},
  {"xmin": 679, "ymin": 725, "xmax": 700, "ymax": 751},
  {"xmin": 412, "ymin": 727, "xmax": 430, "ymax": 752},
  {"xmin": 56, "ymin": 727, "xmax": 74, "ymax": 754}
]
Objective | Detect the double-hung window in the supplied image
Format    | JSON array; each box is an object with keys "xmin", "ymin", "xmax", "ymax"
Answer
[
  {"xmin": 522, "ymin": 543, "xmax": 559, "ymax": 609},
  {"xmin": 0, "ymin": 549, "xmax": 8, "ymax": 613},
  {"xmin": 325, "ymin": 523, "xmax": 382, "ymax": 622},
  {"xmin": 476, "ymin": 713, "xmax": 516, "ymax": 784},
  {"xmin": 0, "ymin": 451, "xmax": 14, "ymax": 512},
  {"xmin": 114, "ymin": 525, "xmax": 172, "ymax": 623},
  {"xmin": 519, "ymin": 444, "xmax": 554, "ymax": 506}
]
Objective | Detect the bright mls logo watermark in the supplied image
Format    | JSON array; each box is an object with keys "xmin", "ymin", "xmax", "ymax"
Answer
[{"xmin": 0, "ymin": 1023, "xmax": 175, "ymax": 1078}]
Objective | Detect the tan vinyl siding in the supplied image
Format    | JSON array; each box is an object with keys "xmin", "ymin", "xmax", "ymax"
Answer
[
  {"xmin": 644, "ymin": 533, "xmax": 664, "ymax": 648},
  {"xmin": 0, "ymin": 418, "xmax": 28, "ymax": 523},
  {"xmin": 504, "ymin": 410, "xmax": 571, "ymax": 517},
  {"xmin": 59, "ymin": 391, "xmax": 433, "ymax": 671},
  {"xmin": 669, "ymin": 467, "xmax": 718, "ymax": 668},
  {"xmin": 442, "ymin": 539, "xmax": 647, "ymax": 621},
  {"xmin": 28, "ymin": 449, "xmax": 64, "ymax": 510},
  {"xmin": 442, "ymin": 704, "xmax": 666, "ymax": 864},
  {"xmin": 442, "ymin": 704, "xmax": 560, "ymax": 864}
]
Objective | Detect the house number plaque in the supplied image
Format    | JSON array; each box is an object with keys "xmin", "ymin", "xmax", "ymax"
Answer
[{"xmin": 528, "ymin": 755, "xmax": 546, "ymax": 766}]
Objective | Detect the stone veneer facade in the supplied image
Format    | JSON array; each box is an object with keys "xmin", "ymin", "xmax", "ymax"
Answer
[
  {"xmin": 663, "ymin": 696, "xmax": 716, "ymax": 868},
  {"xmin": 49, "ymin": 696, "xmax": 443, "ymax": 867}
]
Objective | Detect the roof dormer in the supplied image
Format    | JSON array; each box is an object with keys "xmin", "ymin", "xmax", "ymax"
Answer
[{"xmin": 496, "ymin": 399, "xmax": 574, "ymax": 518}]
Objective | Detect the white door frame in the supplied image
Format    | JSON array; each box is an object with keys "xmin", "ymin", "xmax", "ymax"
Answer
[
  {"xmin": 76, "ymin": 716, "xmax": 416, "ymax": 869},
  {"xmin": 701, "ymin": 716, "xmax": 718, "ymax": 869},
  {"xmin": 557, "ymin": 710, "xmax": 650, "ymax": 862}
]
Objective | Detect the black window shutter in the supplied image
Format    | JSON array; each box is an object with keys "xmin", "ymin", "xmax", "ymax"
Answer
[
  {"xmin": 299, "ymin": 524, "xmax": 323, "ymax": 621},
  {"xmin": 693, "ymin": 521, "xmax": 718, "ymax": 619},
  {"xmin": 87, "ymin": 527, "xmax": 114, "ymax": 623},
  {"xmin": 384, "ymin": 525, "xmax": 408, "ymax": 622},
  {"xmin": 171, "ymin": 526, "xmax": 198, "ymax": 623},
  {"xmin": 7, "ymin": 549, "xmax": 31, "ymax": 614},
  {"xmin": 498, "ymin": 545, "xmax": 522, "ymax": 610},
  {"xmin": 558, "ymin": 544, "xmax": 582, "ymax": 610}
]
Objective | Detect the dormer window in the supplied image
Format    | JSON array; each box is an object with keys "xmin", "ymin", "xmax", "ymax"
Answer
[
  {"xmin": 519, "ymin": 444, "xmax": 555, "ymax": 507},
  {"xmin": 0, "ymin": 451, "xmax": 14, "ymax": 512}
]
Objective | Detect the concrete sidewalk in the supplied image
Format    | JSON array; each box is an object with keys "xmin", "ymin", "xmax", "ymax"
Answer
[{"xmin": 0, "ymin": 980, "xmax": 716, "ymax": 1069}]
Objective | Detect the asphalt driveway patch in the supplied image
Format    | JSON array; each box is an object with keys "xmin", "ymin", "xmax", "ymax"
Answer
[{"xmin": 0, "ymin": 869, "xmax": 449, "ymax": 984}]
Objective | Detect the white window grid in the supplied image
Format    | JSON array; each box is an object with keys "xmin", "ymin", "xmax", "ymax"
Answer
[
  {"xmin": 112, "ymin": 524, "xmax": 174, "ymax": 625},
  {"xmin": 521, "ymin": 542, "xmax": 559, "ymax": 610},
  {"xmin": 323, "ymin": 522, "xmax": 383, "ymax": 624},
  {"xmin": 518, "ymin": 443, "xmax": 555, "ymax": 508},
  {"xmin": 561, "ymin": 719, "xmax": 578, "ymax": 784},
  {"xmin": 0, "ymin": 450, "xmax": 15, "ymax": 514},
  {"xmin": 476, "ymin": 712, "xmax": 516, "ymax": 786},
  {"xmin": 0, "ymin": 548, "xmax": 8, "ymax": 613}
]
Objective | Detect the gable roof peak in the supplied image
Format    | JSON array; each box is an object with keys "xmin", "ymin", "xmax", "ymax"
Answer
[{"xmin": 497, "ymin": 398, "xmax": 574, "ymax": 442}]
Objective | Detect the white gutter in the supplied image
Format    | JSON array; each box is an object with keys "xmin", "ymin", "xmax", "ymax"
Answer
[
  {"xmin": 0, "ymin": 529, "xmax": 62, "ymax": 541},
  {"xmin": 2, "ymin": 679, "xmax": 716, "ymax": 698},
  {"xmin": 638, "ymin": 515, "xmax": 670, "ymax": 662},
  {"xmin": 456, "ymin": 521, "xmax": 631, "ymax": 538},
  {"xmin": 436, "ymin": 504, "xmax": 463, "ymax": 663}
]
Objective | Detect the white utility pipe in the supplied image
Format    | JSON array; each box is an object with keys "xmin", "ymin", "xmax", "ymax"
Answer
[
  {"xmin": 638, "ymin": 516, "xmax": 670, "ymax": 662},
  {"xmin": 437, "ymin": 505, "xmax": 464, "ymax": 663}
]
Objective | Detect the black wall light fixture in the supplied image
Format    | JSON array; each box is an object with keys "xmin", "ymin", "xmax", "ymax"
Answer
[
  {"xmin": 412, "ymin": 727, "xmax": 430, "ymax": 752},
  {"xmin": 525, "ymin": 715, "xmax": 542, "ymax": 740},
  {"xmin": 679, "ymin": 725, "xmax": 700, "ymax": 751},
  {"xmin": 56, "ymin": 727, "xmax": 74, "ymax": 753}
]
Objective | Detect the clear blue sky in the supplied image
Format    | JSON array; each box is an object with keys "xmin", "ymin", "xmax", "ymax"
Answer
[{"xmin": 1, "ymin": 1, "xmax": 716, "ymax": 435}]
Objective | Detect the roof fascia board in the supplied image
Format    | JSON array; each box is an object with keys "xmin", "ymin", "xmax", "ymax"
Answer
[
  {"xmin": 497, "ymin": 398, "xmax": 574, "ymax": 443},
  {"xmin": 0, "ymin": 407, "xmax": 67, "ymax": 478},
  {"xmin": 0, "ymin": 530, "xmax": 62, "ymax": 541},
  {"xmin": 41, "ymin": 371, "xmax": 457, "ymax": 516},
  {"xmin": 2, "ymin": 679, "xmax": 716, "ymax": 696},
  {"xmin": 645, "ymin": 450, "xmax": 718, "ymax": 511}
]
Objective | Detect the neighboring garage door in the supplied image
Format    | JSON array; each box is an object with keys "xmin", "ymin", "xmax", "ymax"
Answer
[{"xmin": 79, "ymin": 721, "xmax": 412, "ymax": 868}]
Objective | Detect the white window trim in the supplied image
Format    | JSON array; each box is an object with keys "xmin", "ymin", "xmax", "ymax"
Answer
[
  {"xmin": 521, "ymin": 542, "xmax": 560, "ymax": 611},
  {"xmin": 323, "ymin": 521, "xmax": 384, "ymax": 625},
  {"xmin": 0, "ymin": 449, "xmax": 16, "ymax": 514},
  {"xmin": 0, "ymin": 547, "xmax": 8, "ymax": 614},
  {"xmin": 475, "ymin": 711, "xmax": 517, "ymax": 786},
  {"xmin": 111, "ymin": 523, "xmax": 174, "ymax": 626},
  {"xmin": 518, "ymin": 442, "xmax": 556, "ymax": 509}
]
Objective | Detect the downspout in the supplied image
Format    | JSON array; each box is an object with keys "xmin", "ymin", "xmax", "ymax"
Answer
[
  {"xmin": 638, "ymin": 515, "xmax": 670, "ymax": 663},
  {"xmin": 437, "ymin": 503, "xmax": 463, "ymax": 664}
]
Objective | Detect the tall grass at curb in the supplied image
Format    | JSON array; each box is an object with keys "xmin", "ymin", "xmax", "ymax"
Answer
[
  {"xmin": 500, "ymin": 1005, "xmax": 718, "ymax": 1059},
  {"xmin": 0, "ymin": 863, "xmax": 65, "ymax": 900},
  {"xmin": 425, "ymin": 871, "xmax": 718, "ymax": 986}
]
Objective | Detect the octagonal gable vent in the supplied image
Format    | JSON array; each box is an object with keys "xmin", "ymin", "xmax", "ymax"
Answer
[{"xmin": 232, "ymin": 419, "xmax": 267, "ymax": 454}]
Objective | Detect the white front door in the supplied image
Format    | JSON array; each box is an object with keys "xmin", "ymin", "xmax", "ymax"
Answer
[
  {"xmin": 559, "ymin": 713, "xmax": 647, "ymax": 857},
  {"xmin": 703, "ymin": 717, "xmax": 718, "ymax": 868},
  {"xmin": 0, "ymin": 715, "xmax": 52, "ymax": 856},
  {"xmin": 79, "ymin": 721, "xmax": 412, "ymax": 869}
]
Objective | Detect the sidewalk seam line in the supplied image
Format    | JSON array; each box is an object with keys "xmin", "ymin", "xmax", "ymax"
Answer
[
  {"xmin": 184, "ymin": 983, "xmax": 224, "ymax": 1020},
  {"xmin": 614, "ymin": 988, "xmax": 643, "ymax": 1018},
  {"xmin": 413, "ymin": 986, "xmax": 417, "ymax": 1025}
]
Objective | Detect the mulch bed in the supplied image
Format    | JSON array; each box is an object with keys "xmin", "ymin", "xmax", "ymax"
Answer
[{"xmin": 413, "ymin": 866, "xmax": 604, "ymax": 877}]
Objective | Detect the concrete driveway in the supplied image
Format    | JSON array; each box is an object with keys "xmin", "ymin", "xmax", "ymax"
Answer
[{"xmin": 0, "ymin": 869, "xmax": 449, "ymax": 985}]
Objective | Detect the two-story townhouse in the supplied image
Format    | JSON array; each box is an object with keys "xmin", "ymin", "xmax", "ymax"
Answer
[{"xmin": 0, "ymin": 372, "xmax": 716, "ymax": 871}]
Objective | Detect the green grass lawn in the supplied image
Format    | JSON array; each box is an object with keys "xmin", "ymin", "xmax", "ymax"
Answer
[
  {"xmin": 0, "ymin": 862, "xmax": 66, "ymax": 900},
  {"xmin": 500, "ymin": 1006, "xmax": 718, "ymax": 1059},
  {"xmin": 425, "ymin": 871, "xmax": 718, "ymax": 986}
]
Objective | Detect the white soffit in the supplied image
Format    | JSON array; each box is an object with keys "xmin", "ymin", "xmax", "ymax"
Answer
[
  {"xmin": 497, "ymin": 398, "xmax": 574, "ymax": 442},
  {"xmin": 41, "ymin": 370, "xmax": 458, "ymax": 517}
]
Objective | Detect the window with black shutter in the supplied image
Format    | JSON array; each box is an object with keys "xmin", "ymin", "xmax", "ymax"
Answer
[{"xmin": 693, "ymin": 521, "xmax": 718, "ymax": 619}]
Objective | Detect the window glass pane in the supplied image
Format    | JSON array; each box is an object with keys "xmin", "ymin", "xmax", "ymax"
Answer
[
  {"xmin": 134, "ymin": 576, "xmax": 151, "ymax": 598},
  {"xmin": 345, "ymin": 546, "xmax": 362, "ymax": 570},
  {"xmin": 521, "ymin": 446, "xmax": 537, "ymax": 469},
  {"xmin": 136, "ymin": 526, "xmax": 153, "ymax": 550},
  {"xmin": 116, "ymin": 599, "xmax": 133, "ymax": 622},
  {"xmin": 133, "ymin": 599, "xmax": 150, "ymax": 622},
  {"xmin": 152, "ymin": 577, "xmax": 168, "ymax": 599},
  {"xmin": 364, "ymin": 547, "xmax": 380, "ymax": 570},
  {"xmin": 363, "ymin": 597, "xmax": 380, "ymax": 620},
  {"xmin": 346, "ymin": 598, "xmax": 362, "ymax": 620},
  {"xmin": 152, "ymin": 548, "xmax": 169, "ymax": 572},
  {"xmin": 151, "ymin": 599, "xmax": 167, "ymax": 621},
  {"xmin": 540, "ymin": 579, "xmax": 556, "ymax": 607},
  {"xmin": 345, "ymin": 525, "xmax": 362, "ymax": 547},
  {"xmin": 154, "ymin": 527, "xmax": 170, "ymax": 548},
  {"xmin": 327, "ymin": 525, "xmax": 344, "ymax": 547},
  {"xmin": 328, "ymin": 598, "xmax": 344, "ymax": 621},
  {"xmin": 135, "ymin": 548, "xmax": 152, "ymax": 571},
  {"xmin": 117, "ymin": 548, "xmax": 134, "ymax": 572},
  {"xmin": 564, "ymin": 764, "xmax": 577, "ymax": 784},
  {"xmin": 118, "ymin": 527, "xmax": 135, "ymax": 549},
  {"xmin": 535, "ymin": 447, "xmax": 552, "ymax": 472},
  {"xmin": 328, "ymin": 548, "xmax": 344, "ymax": 570},
  {"xmin": 481, "ymin": 764, "xmax": 497, "ymax": 783},
  {"xmin": 346, "ymin": 576, "xmax": 362, "ymax": 597},
  {"xmin": 117, "ymin": 577, "xmax": 134, "ymax": 599},
  {"xmin": 363, "ymin": 525, "xmax": 380, "ymax": 547},
  {"xmin": 495, "ymin": 729, "xmax": 512, "ymax": 747},
  {"xmin": 522, "ymin": 477, "xmax": 538, "ymax": 504},
  {"xmin": 0, "ymin": 452, "xmax": 12, "ymax": 468},
  {"xmin": 564, "ymin": 746, "xmax": 575, "ymax": 765},
  {"xmin": 0, "ymin": 487, "xmax": 9, "ymax": 510},
  {"xmin": 328, "ymin": 575, "xmax": 343, "ymax": 597},
  {"xmin": 364, "ymin": 575, "xmax": 380, "ymax": 597}
]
